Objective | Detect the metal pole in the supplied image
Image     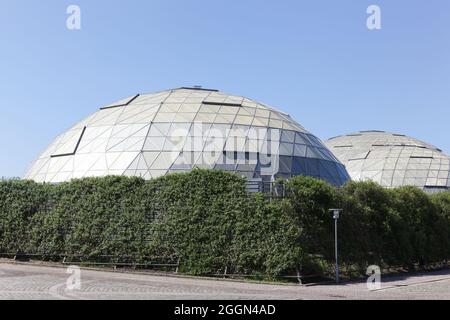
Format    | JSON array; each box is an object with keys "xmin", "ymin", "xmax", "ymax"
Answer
[{"xmin": 335, "ymin": 217, "xmax": 339, "ymax": 284}]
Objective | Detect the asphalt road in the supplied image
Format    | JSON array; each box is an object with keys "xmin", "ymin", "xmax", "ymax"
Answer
[{"xmin": 0, "ymin": 262, "xmax": 450, "ymax": 300}]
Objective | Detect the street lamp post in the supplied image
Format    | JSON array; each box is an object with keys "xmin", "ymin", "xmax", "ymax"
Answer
[{"xmin": 329, "ymin": 209, "xmax": 342, "ymax": 284}]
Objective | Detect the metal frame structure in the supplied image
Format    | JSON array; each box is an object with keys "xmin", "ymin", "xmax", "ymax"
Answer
[{"xmin": 25, "ymin": 88, "xmax": 350, "ymax": 186}]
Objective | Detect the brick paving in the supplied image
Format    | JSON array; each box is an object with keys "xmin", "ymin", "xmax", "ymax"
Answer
[{"xmin": 0, "ymin": 262, "xmax": 449, "ymax": 300}]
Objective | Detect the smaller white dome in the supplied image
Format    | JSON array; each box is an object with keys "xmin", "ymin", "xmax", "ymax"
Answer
[{"xmin": 326, "ymin": 130, "xmax": 450, "ymax": 192}]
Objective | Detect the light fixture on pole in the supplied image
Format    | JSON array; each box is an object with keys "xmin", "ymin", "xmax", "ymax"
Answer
[{"xmin": 329, "ymin": 209, "xmax": 342, "ymax": 284}]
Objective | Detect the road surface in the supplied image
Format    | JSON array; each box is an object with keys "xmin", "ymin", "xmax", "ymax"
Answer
[{"xmin": 0, "ymin": 262, "xmax": 449, "ymax": 300}]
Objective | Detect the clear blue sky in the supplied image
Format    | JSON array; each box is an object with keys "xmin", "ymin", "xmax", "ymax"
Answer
[{"xmin": 1, "ymin": 0, "xmax": 449, "ymax": 178}]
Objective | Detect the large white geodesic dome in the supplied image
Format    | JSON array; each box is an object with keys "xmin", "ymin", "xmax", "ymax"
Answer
[
  {"xmin": 326, "ymin": 130, "xmax": 450, "ymax": 192},
  {"xmin": 25, "ymin": 87, "xmax": 350, "ymax": 185}
]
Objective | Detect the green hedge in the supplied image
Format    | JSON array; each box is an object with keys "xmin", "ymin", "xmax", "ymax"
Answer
[
  {"xmin": 1, "ymin": 170, "xmax": 450, "ymax": 279},
  {"xmin": 0, "ymin": 179, "xmax": 51, "ymax": 253}
]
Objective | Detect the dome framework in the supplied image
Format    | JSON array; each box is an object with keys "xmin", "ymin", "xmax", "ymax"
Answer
[
  {"xmin": 25, "ymin": 88, "xmax": 349, "ymax": 185},
  {"xmin": 326, "ymin": 130, "xmax": 450, "ymax": 192}
]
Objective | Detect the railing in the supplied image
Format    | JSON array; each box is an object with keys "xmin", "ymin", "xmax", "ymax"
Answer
[
  {"xmin": 0, "ymin": 251, "xmax": 330, "ymax": 284},
  {"xmin": 0, "ymin": 252, "xmax": 179, "ymax": 272},
  {"xmin": 245, "ymin": 179, "xmax": 287, "ymax": 199}
]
